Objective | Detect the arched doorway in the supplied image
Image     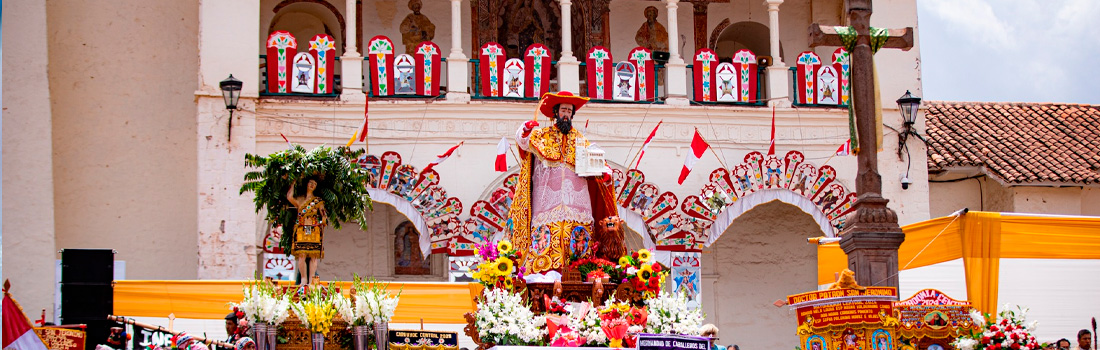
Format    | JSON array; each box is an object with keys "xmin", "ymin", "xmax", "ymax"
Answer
[
  {"xmin": 269, "ymin": 1, "xmax": 345, "ymax": 56},
  {"xmin": 318, "ymin": 203, "xmax": 446, "ymax": 282},
  {"xmin": 713, "ymin": 21, "xmax": 778, "ymax": 61},
  {"xmin": 701, "ymin": 200, "xmax": 821, "ymax": 350}
]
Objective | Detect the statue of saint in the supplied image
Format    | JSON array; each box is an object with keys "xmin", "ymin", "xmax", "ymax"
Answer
[
  {"xmin": 287, "ymin": 178, "xmax": 327, "ymax": 284},
  {"xmin": 400, "ymin": 0, "xmax": 436, "ymax": 55},
  {"xmin": 634, "ymin": 6, "xmax": 669, "ymax": 52},
  {"xmin": 509, "ymin": 91, "xmax": 620, "ymax": 276}
]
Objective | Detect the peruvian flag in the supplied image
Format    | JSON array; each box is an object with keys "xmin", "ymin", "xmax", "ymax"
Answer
[
  {"xmin": 768, "ymin": 105, "xmax": 776, "ymax": 156},
  {"xmin": 835, "ymin": 139, "xmax": 851, "ymax": 156},
  {"xmin": 633, "ymin": 120, "xmax": 663, "ymax": 169},
  {"xmin": 678, "ymin": 129, "xmax": 710, "ymax": 185},
  {"xmin": 3, "ymin": 285, "xmax": 50, "ymax": 350},
  {"xmin": 358, "ymin": 97, "xmax": 370, "ymax": 142},
  {"xmin": 421, "ymin": 141, "xmax": 464, "ymax": 173},
  {"xmin": 495, "ymin": 137, "xmax": 509, "ymax": 172}
]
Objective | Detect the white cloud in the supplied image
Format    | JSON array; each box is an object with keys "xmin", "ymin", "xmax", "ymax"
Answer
[{"xmin": 922, "ymin": 0, "xmax": 1015, "ymax": 50}]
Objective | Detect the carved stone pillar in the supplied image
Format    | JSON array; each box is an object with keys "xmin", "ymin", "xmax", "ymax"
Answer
[
  {"xmin": 340, "ymin": 0, "xmax": 363, "ymax": 95},
  {"xmin": 765, "ymin": 0, "xmax": 783, "ymax": 66},
  {"xmin": 558, "ymin": 0, "xmax": 581, "ymax": 93},
  {"xmin": 447, "ymin": 0, "xmax": 470, "ymax": 101},
  {"xmin": 665, "ymin": 0, "xmax": 688, "ymax": 105}
]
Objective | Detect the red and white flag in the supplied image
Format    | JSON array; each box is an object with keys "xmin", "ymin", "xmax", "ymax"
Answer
[
  {"xmin": 421, "ymin": 141, "xmax": 463, "ymax": 173},
  {"xmin": 495, "ymin": 137, "xmax": 509, "ymax": 172},
  {"xmin": 633, "ymin": 120, "xmax": 663, "ymax": 169},
  {"xmin": 678, "ymin": 129, "xmax": 710, "ymax": 185},
  {"xmin": 768, "ymin": 105, "xmax": 777, "ymax": 156},
  {"xmin": 3, "ymin": 284, "xmax": 50, "ymax": 350},
  {"xmin": 835, "ymin": 139, "xmax": 851, "ymax": 156},
  {"xmin": 358, "ymin": 97, "xmax": 370, "ymax": 142}
]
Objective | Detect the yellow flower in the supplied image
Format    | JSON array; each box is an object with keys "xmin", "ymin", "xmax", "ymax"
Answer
[
  {"xmin": 637, "ymin": 249, "xmax": 652, "ymax": 263},
  {"xmin": 618, "ymin": 256, "xmax": 632, "ymax": 267},
  {"xmin": 616, "ymin": 303, "xmax": 630, "ymax": 314},
  {"xmin": 497, "ymin": 241, "xmax": 513, "ymax": 254},
  {"xmin": 494, "ymin": 257, "xmax": 514, "ymax": 276},
  {"xmin": 637, "ymin": 264, "xmax": 654, "ymax": 281},
  {"xmin": 503, "ymin": 278, "xmax": 514, "ymax": 290}
]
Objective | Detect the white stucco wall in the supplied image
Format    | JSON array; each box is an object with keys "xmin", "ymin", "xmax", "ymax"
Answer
[
  {"xmin": 46, "ymin": 0, "xmax": 201, "ymax": 280},
  {"xmin": 1013, "ymin": 186, "xmax": 1083, "ymax": 215},
  {"xmin": 2, "ymin": 0, "xmax": 59, "ymax": 318},
  {"xmin": 1083, "ymin": 187, "xmax": 1100, "ymax": 216}
]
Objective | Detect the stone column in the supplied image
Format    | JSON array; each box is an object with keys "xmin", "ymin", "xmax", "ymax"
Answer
[
  {"xmin": 446, "ymin": 0, "xmax": 470, "ymax": 102},
  {"xmin": 557, "ymin": 0, "xmax": 581, "ymax": 93},
  {"xmin": 665, "ymin": 0, "xmax": 689, "ymax": 105},
  {"xmin": 764, "ymin": 0, "xmax": 790, "ymax": 107},
  {"xmin": 341, "ymin": 0, "xmax": 363, "ymax": 95},
  {"xmin": 196, "ymin": 0, "xmax": 261, "ymax": 279}
]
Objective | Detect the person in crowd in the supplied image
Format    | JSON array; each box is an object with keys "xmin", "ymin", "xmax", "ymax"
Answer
[
  {"xmin": 1078, "ymin": 330, "xmax": 1092, "ymax": 350},
  {"xmin": 699, "ymin": 324, "xmax": 726, "ymax": 350},
  {"xmin": 235, "ymin": 337, "xmax": 256, "ymax": 350},
  {"xmin": 1058, "ymin": 338, "xmax": 1072, "ymax": 350}
]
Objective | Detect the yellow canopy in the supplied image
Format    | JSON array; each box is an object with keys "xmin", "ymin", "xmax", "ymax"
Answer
[
  {"xmin": 818, "ymin": 211, "xmax": 1100, "ymax": 314},
  {"xmin": 114, "ymin": 280, "xmax": 481, "ymax": 323}
]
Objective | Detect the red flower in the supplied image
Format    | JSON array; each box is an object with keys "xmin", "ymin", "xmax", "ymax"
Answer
[
  {"xmin": 652, "ymin": 264, "xmax": 662, "ymax": 272},
  {"xmin": 1011, "ymin": 343, "xmax": 1020, "ymax": 350},
  {"xmin": 982, "ymin": 336, "xmax": 991, "ymax": 343},
  {"xmin": 990, "ymin": 325, "xmax": 999, "ymax": 332}
]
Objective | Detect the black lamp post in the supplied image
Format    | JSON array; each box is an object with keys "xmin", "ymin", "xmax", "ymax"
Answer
[
  {"xmin": 895, "ymin": 90, "xmax": 924, "ymax": 159},
  {"xmin": 220, "ymin": 74, "xmax": 243, "ymax": 141}
]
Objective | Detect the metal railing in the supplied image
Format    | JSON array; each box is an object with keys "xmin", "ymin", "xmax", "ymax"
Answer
[
  {"xmin": 789, "ymin": 66, "xmax": 849, "ymax": 108},
  {"xmin": 684, "ymin": 64, "xmax": 768, "ymax": 106}
]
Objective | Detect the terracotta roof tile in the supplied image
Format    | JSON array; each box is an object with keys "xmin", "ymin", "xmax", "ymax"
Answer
[{"xmin": 926, "ymin": 101, "xmax": 1100, "ymax": 185}]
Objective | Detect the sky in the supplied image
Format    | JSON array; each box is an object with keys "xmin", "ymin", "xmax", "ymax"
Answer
[{"xmin": 917, "ymin": 0, "xmax": 1100, "ymax": 104}]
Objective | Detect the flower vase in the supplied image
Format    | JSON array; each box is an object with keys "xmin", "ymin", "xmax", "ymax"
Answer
[
  {"xmin": 265, "ymin": 324, "xmax": 277, "ymax": 350},
  {"xmin": 352, "ymin": 325, "xmax": 372, "ymax": 350},
  {"xmin": 253, "ymin": 323, "xmax": 268, "ymax": 350},
  {"xmin": 311, "ymin": 332, "xmax": 325, "ymax": 350},
  {"xmin": 373, "ymin": 322, "xmax": 389, "ymax": 350}
]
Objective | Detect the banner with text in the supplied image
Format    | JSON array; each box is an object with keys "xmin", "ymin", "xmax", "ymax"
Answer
[
  {"xmin": 637, "ymin": 333, "xmax": 711, "ymax": 350},
  {"xmin": 388, "ymin": 330, "xmax": 459, "ymax": 350}
]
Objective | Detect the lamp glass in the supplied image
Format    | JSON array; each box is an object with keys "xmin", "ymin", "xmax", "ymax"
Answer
[
  {"xmin": 896, "ymin": 90, "xmax": 921, "ymax": 124},
  {"xmin": 219, "ymin": 74, "xmax": 243, "ymax": 110}
]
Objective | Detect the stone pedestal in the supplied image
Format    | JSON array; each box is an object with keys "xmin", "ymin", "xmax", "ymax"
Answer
[{"xmin": 839, "ymin": 196, "xmax": 905, "ymax": 289}]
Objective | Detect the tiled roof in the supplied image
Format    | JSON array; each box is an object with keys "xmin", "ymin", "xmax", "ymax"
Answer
[{"xmin": 925, "ymin": 101, "xmax": 1100, "ymax": 185}]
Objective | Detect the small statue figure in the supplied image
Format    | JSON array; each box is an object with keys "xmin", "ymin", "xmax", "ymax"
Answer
[
  {"xmin": 287, "ymin": 178, "xmax": 327, "ymax": 285},
  {"xmin": 634, "ymin": 6, "xmax": 669, "ymax": 52}
]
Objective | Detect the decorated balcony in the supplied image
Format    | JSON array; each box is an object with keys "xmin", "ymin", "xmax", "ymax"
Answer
[{"xmin": 789, "ymin": 48, "xmax": 852, "ymax": 108}]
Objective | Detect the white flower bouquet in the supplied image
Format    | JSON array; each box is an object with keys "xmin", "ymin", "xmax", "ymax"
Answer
[
  {"xmin": 645, "ymin": 290, "xmax": 704, "ymax": 336},
  {"xmin": 474, "ymin": 288, "xmax": 546, "ymax": 345},
  {"xmin": 953, "ymin": 305, "xmax": 1045, "ymax": 350},
  {"xmin": 566, "ymin": 302, "xmax": 606, "ymax": 346},
  {"xmin": 233, "ymin": 280, "xmax": 291, "ymax": 325},
  {"xmin": 358, "ymin": 277, "xmax": 401, "ymax": 324}
]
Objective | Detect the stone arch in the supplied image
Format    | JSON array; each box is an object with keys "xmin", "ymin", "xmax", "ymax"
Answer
[
  {"xmin": 701, "ymin": 200, "xmax": 819, "ymax": 350},
  {"xmin": 269, "ymin": 0, "xmax": 346, "ymax": 55},
  {"xmin": 704, "ymin": 188, "xmax": 833, "ymax": 245},
  {"xmin": 318, "ymin": 202, "xmax": 446, "ymax": 281},
  {"xmin": 713, "ymin": 21, "xmax": 780, "ymax": 62}
]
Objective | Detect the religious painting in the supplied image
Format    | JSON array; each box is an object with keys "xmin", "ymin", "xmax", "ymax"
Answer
[
  {"xmin": 471, "ymin": 0, "xmax": 609, "ymax": 63},
  {"xmin": 400, "ymin": 0, "xmax": 436, "ymax": 55},
  {"xmin": 569, "ymin": 226, "xmax": 591, "ymax": 260},
  {"xmin": 923, "ymin": 311, "xmax": 950, "ymax": 329},
  {"xmin": 503, "ymin": 58, "xmax": 525, "ymax": 98},
  {"xmin": 394, "ymin": 221, "xmax": 432, "ymax": 275},
  {"xmin": 872, "ymin": 329, "xmax": 893, "ymax": 350},
  {"xmin": 634, "ymin": 6, "xmax": 669, "ymax": 52},
  {"xmin": 817, "ymin": 65, "xmax": 840, "ymax": 105},
  {"xmin": 672, "ymin": 252, "xmax": 701, "ymax": 309},
  {"xmin": 395, "ymin": 54, "xmax": 416, "ymax": 94},
  {"xmin": 291, "ymin": 52, "xmax": 316, "ymax": 94},
  {"xmin": 806, "ymin": 335, "xmax": 827, "ymax": 350},
  {"xmin": 613, "ymin": 61, "xmax": 637, "ymax": 101}
]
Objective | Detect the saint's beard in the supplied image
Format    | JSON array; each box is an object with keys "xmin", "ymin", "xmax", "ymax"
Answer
[{"xmin": 555, "ymin": 118, "xmax": 573, "ymax": 135}]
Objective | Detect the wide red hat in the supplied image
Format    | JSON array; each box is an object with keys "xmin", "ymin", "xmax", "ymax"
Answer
[{"xmin": 539, "ymin": 91, "xmax": 590, "ymax": 119}]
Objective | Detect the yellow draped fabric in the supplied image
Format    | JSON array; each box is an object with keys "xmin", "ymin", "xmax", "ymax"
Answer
[
  {"xmin": 114, "ymin": 281, "xmax": 479, "ymax": 323},
  {"xmin": 818, "ymin": 211, "xmax": 1100, "ymax": 314}
]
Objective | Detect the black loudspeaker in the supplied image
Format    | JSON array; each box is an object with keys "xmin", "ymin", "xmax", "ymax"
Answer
[
  {"xmin": 60, "ymin": 249, "xmax": 115, "ymax": 350},
  {"xmin": 61, "ymin": 249, "xmax": 114, "ymax": 284}
]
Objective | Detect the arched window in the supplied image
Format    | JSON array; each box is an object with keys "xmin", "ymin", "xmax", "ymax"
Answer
[{"xmin": 712, "ymin": 21, "xmax": 778, "ymax": 62}]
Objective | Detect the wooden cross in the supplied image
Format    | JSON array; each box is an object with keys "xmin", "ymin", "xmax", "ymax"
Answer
[{"xmin": 808, "ymin": 0, "xmax": 914, "ymax": 288}]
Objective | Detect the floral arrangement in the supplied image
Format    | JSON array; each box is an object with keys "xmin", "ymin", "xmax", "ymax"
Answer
[
  {"xmin": 566, "ymin": 302, "xmax": 606, "ymax": 346},
  {"xmin": 618, "ymin": 249, "xmax": 667, "ymax": 298},
  {"xmin": 953, "ymin": 305, "xmax": 1044, "ymax": 350},
  {"xmin": 568, "ymin": 258, "xmax": 622, "ymax": 282},
  {"xmin": 359, "ymin": 277, "xmax": 401, "ymax": 324},
  {"xmin": 645, "ymin": 290, "xmax": 704, "ymax": 336},
  {"xmin": 233, "ymin": 279, "xmax": 292, "ymax": 325},
  {"xmin": 598, "ymin": 300, "xmax": 648, "ymax": 348},
  {"xmin": 474, "ymin": 287, "xmax": 546, "ymax": 345},
  {"xmin": 471, "ymin": 240, "xmax": 524, "ymax": 290},
  {"xmin": 289, "ymin": 283, "xmax": 340, "ymax": 335}
]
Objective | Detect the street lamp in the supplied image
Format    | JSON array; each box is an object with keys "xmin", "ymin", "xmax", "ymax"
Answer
[
  {"xmin": 895, "ymin": 90, "xmax": 924, "ymax": 189},
  {"xmin": 220, "ymin": 74, "xmax": 243, "ymax": 141}
]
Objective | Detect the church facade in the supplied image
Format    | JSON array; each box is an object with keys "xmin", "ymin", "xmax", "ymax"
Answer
[{"xmin": 4, "ymin": 1, "xmax": 928, "ymax": 349}]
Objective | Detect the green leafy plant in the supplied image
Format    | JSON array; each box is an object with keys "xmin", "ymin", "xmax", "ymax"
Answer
[{"xmin": 241, "ymin": 145, "xmax": 373, "ymax": 254}]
